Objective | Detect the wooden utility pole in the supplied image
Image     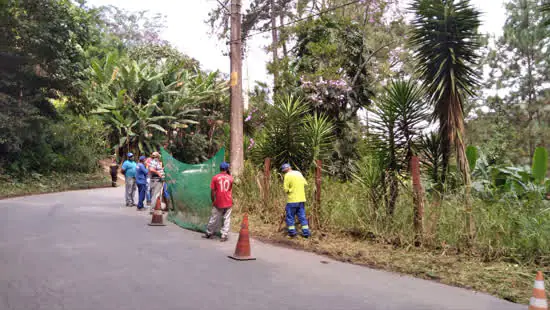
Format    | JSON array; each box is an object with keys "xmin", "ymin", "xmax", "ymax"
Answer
[
  {"xmin": 230, "ymin": 0, "xmax": 244, "ymax": 177},
  {"xmin": 410, "ymin": 156, "xmax": 424, "ymax": 247},
  {"xmin": 312, "ymin": 159, "xmax": 322, "ymax": 229},
  {"xmin": 263, "ymin": 158, "xmax": 271, "ymax": 205}
]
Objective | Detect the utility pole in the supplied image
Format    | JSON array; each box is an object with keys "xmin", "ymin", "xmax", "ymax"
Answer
[{"xmin": 230, "ymin": 0, "xmax": 244, "ymax": 177}]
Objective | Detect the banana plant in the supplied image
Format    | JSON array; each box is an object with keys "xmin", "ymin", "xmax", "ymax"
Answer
[
  {"xmin": 469, "ymin": 146, "xmax": 550, "ymax": 199},
  {"xmin": 94, "ymin": 94, "xmax": 174, "ymax": 154}
]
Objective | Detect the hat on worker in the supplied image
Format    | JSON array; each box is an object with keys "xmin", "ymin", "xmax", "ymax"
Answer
[
  {"xmin": 220, "ymin": 162, "xmax": 230, "ymax": 171},
  {"xmin": 151, "ymin": 151, "xmax": 160, "ymax": 158},
  {"xmin": 139, "ymin": 155, "xmax": 146, "ymax": 161},
  {"xmin": 280, "ymin": 163, "xmax": 291, "ymax": 172},
  {"xmin": 127, "ymin": 152, "xmax": 134, "ymax": 158}
]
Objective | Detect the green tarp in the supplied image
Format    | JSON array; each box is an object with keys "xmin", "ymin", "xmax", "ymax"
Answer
[{"xmin": 161, "ymin": 147, "xmax": 225, "ymax": 232}]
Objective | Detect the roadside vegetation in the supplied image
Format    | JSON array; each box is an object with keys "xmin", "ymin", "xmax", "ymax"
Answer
[{"xmin": 3, "ymin": 0, "xmax": 550, "ymax": 303}]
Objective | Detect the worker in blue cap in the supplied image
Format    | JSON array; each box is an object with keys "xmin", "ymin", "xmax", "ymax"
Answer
[
  {"xmin": 281, "ymin": 163, "xmax": 310, "ymax": 238},
  {"xmin": 121, "ymin": 152, "xmax": 137, "ymax": 207},
  {"xmin": 203, "ymin": 162, "xmax": 234, "ymax": 242},
  {"xmin": 135, "ymin": 156, "xmax": 149, "ymax": 211}
]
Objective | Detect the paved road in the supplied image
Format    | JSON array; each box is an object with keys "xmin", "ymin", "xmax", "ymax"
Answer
[{"xmin": 0, "ymin": 188, "xmax": 523, "ymax": 310}]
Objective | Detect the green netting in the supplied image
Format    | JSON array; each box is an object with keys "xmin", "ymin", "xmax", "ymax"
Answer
[{"xmin": 161, "ymin": 147, "xmax": 225, "ymax": 233}]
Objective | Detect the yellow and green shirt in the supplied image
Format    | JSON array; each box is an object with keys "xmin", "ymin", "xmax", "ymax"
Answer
[{"xmin": 283, "ymin": 170, "xmax": 307, "ymax": 203}]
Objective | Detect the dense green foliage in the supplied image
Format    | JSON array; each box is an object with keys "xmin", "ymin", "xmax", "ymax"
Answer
[
  {"xmin": 0, "ymin": 0, "xmax": 103, "ymax": 174},
  {"xmin": 0, "ymin": 0, "xmax": 229, "ymax": 174},
  {"xmin": 4, "ymin": 0, "xmax": 550, "ymax": 270},
  {"xmin": 214, "ymin": 0, "xmax": 550, "ymax": 265}
]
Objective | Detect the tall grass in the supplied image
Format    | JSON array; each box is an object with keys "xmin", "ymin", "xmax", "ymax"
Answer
[{"xmin": 234, "ymin": 161, "xmax": 550, "ymax": 265}]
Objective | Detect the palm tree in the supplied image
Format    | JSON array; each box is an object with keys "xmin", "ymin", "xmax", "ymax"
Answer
[{"xmin": 409, "ymin": 0, "xmax": 481, "ymax": 187}]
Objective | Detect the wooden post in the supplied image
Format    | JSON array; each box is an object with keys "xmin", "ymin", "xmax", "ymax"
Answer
[
  {"xmin": 263, "ymin": 158, "xmax": 271, "ymax": 206},
  {"xmin": 411, "ymin": 156, "xmax": 424, "ymax": 247},
  {"xmin": 229, "ymin": 0, "xmax": 244, "ymax": 177},
  {"xmin": 312, "ymin": 160, "xmax": 322, "ymax": 229}
]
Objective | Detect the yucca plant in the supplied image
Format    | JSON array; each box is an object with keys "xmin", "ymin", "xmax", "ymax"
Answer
[
  {"xmin": 353, "ymin": 149, "xmax": 387, "ymax": 212},
  {"xmin": 303, "ymin": 112, "xmax": 335, "ymax": 167},
  {"xmin": 409, "ymin": 0, "xmax": 482, "ymax": 186},
  {"xmin": 251, "ymin": 95, "xmax": 309, "ymax": 171},
  {"xmin": 251, "ymin": 96, "xmax": 334, "ymax": 173},
  {"xmin": 418, "ymin": 131, "xmax": 444, "ymax": 185},
  {"xmin": 391, "ymin": 80, "xmax": 429, "ymax": 168},
  {"xmin": 370, "ymin": 79, "xmax": 428, "ymax": 216}
]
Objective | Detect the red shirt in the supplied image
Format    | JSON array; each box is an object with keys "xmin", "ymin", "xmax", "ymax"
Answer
[{"xmin": 210, "ymin": 172, "xmax": 234, "ymax": 208}]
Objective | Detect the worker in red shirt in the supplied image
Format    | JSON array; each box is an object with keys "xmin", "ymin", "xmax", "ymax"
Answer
[{"xmin": 203, "ymin": 162, "xmax": 233, "ymax": 242}]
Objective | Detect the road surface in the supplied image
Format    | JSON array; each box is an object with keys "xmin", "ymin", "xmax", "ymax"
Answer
[{"xmin": 0, "ymin": 188, "xmax": 523, "ymax": 310}]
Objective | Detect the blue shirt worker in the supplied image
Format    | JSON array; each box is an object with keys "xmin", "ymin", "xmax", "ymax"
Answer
[
  {"xmin": 135, "ymin": 156, "xmax": 149, "ymax": 211},
  {"xmin": 281, "ymin": 163, "xmax": 310, "ymax": 238},
  {"xmin": 121, "ymin": 153, "xmax": 137, "ymax": 207}
]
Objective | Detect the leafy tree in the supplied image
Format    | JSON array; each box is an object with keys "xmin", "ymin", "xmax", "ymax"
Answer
[
  {"xmin": 208, "ymin": 0, "xmax": 295, "ymax": 92},
  {"xmin": 485, "ymin": 0, "xmax": 550, "ymax": 164},
  {"xmin": 127, "ymin": 43, "xmax": 200, "ymax": 71},
  {"xmin": 0, "ymin": 0, "xmax": 101, "ymax": 172},
  {"xmin": 294, "ymin": 15, "xmax": 375, "ymax": 180},
  {"xmin": 97, "ymin": 5, "xmax": 167, "ymax": 48}
]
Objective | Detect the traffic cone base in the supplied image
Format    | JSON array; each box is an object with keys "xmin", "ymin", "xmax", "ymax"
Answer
[
  {"xmin": 148, "ymin": 197, "xmax": 166, "ymax": 226},
  {"xmin": 529, "ymin": 271, "xmax": 548, "ymax": 310},
  {"xmin": 228, "ymin": 254, "xmax": 256, "ymax": 261},
  {"xmin": 228, "ymin": 214, "xmax": 256, "ymax": 261}
]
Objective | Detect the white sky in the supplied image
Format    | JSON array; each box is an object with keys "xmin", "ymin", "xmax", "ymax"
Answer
[{"xmin": 86, "ymin": 0, "xmax": 507, "ymax": 89}]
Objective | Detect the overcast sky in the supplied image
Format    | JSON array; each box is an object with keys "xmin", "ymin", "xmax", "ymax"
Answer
[{"xmin": 86, "ymin": 0, "xmax": 508, "ymax": 89}]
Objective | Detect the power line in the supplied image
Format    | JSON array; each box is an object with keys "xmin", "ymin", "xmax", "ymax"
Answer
[{"xmin": 227, "ymin": 0, "xmax": 366, "ymax": 43}]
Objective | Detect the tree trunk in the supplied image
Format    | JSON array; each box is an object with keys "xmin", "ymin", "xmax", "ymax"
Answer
[
  {"xmin": 440, "ymin": 135, "xmax": 450, "ymax": 185},
  {"xmin": 451, "ymin": 92, "xmax": 474, "ymax": 244},
  {"xmin": 270, "ymin": 0, "xmax": 279, "ymax": 92},
  {"xmin": 388, "ymin": 171, "xmax": 398, "ymax": 216},
  {"xmin": 457, "ymin": 139, "xmax": 475, "ymax": 244},
  {"xmin": 279, "ymin": 13, "xmax": 287, "ymax": 58},
  {"xmin": 388, "ymin": 130, "xmax": 398, "ymax": 216}
]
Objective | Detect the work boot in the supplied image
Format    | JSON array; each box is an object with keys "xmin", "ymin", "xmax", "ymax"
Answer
[
  {"xmin": 220, "ymin": 236, "xmax": 228, "ymax": 242},
  {"xmin": 202, "ymin": 233, "xmax": 213, "ymax": 239}
]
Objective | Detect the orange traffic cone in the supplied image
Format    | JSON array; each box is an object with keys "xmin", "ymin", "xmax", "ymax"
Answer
[
  {"xmin": 530, "ymin": 271, "xmax": 548, "ymax": 310},
  {"xmin": 148, "ymin": 196, "xmax": 165, "ymax": 226},
  {"xmin": 228, "ymin": 214, "xmax": 256, "ymax": 261}
]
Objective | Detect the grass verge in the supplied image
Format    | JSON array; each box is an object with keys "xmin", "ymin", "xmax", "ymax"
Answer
[
  {"xmin": 231, "ymin": 213, "xmax": 541, "ymax": 305},
  {"xmin": 0, "ymin": 171, "xmax": 112, "ymax": 199}
]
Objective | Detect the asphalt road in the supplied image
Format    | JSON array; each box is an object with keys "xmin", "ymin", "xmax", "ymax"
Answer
[{"xmin": 0, "ymin": 187, "xmax": 524, "ymax": 310}]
